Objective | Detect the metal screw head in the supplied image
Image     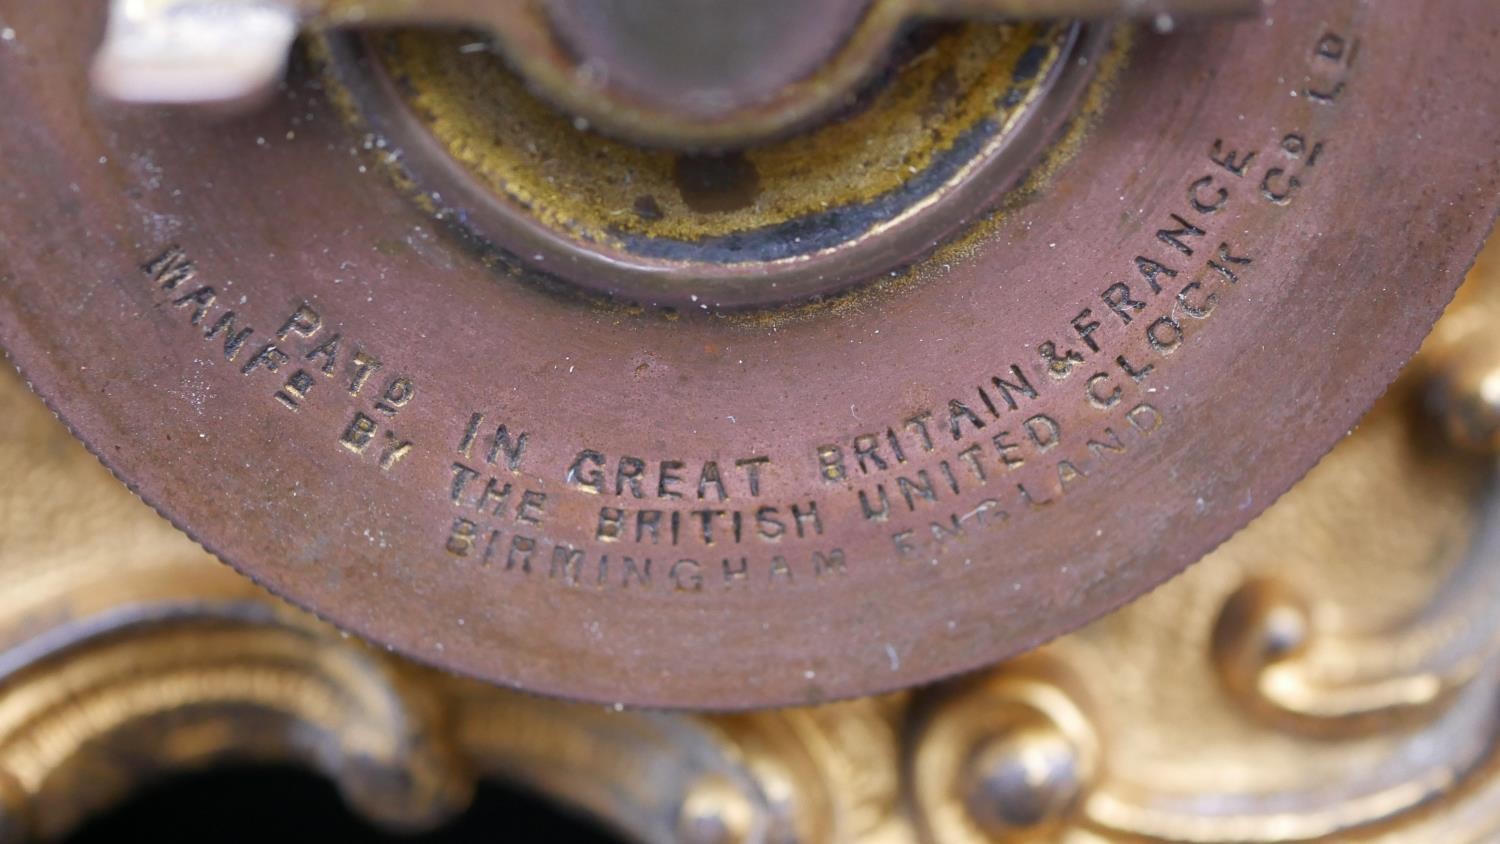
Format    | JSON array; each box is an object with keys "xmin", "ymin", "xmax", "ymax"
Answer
[{"xmin": 677, "ymin": 775, "xmax": 756, "ymax": 844}]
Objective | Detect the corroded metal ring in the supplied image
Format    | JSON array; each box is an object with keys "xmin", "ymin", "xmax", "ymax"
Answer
[
  {"xmin": 323, "ymin": 20, "xmax": 1111, "ymax": 307},
  {"xmin": 1, "ymin": 0, "xmax": 1496, "ymax": 709}
]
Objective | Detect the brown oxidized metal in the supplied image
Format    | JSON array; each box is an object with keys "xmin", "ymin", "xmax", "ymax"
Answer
[
  {"xmin": 0, "ymin": 1, "xmax": 1497, "ymax": 709},
  {"xmin": 89, "ymin": 0, "xmax": 1254, "ymax": 148},
  {"xmin": 326, "ymin": 20, "xmax": 1111, "ymax": 307},
  {"xmin": 391, "ymin": 0, "xmax": 1255, "ymax": 149}
]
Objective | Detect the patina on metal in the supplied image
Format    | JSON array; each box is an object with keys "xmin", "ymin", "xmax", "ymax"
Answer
[
  {"xmin": 0, "ymin": 246, "xmax": 1499, "ymax": 842},
  {"xmin": 321, "ymin": 19, "xmax": 1115, "ymax": 306},
  {"xmin": 1, "ymin": 0, "xmax": 1498, "ymax": 711},
  {"xmin": 93, "ymin": 0, "xmax": 1255, "ymax": 148}
]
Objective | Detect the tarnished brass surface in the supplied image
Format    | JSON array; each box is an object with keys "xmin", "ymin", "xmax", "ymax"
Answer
[
  {"xmin": 363, "ymin": 23, "xmax": 1062, "ymax": 251},
  {"xmin": 322, "ymin": 19, "xmax": 1116, "ymax": 303},
  {"xmin": 0, "ymin": 236, "xmax": 1495, "ymax": 842},
  {"xmin": 6, "ymin": 2, "xmax": 1498, "ymax": 709},
  {"xmin": 92, "ymin": 0, "xmax": 1254, "ymax": 148}
]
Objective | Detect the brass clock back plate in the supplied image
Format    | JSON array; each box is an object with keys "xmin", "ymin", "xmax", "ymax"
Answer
[{"xmin": 0, "ymin": 0, "xmax": 1496, "ymax": 708}]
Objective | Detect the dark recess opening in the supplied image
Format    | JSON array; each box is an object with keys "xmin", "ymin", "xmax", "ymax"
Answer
[{"xmin": 64, "ymin": 765, "xmax": 626, "ymax": 843}]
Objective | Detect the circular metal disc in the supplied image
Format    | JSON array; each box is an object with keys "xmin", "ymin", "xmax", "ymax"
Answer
[{"xmin": 1, "ymin": 1, "xmax": 1496, "ymax": 708}]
